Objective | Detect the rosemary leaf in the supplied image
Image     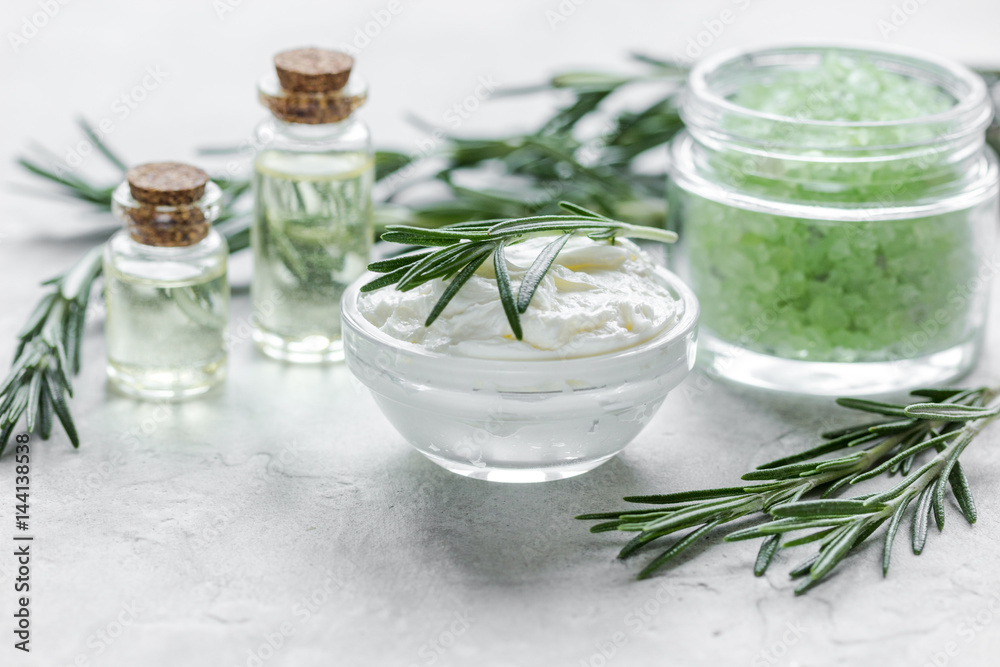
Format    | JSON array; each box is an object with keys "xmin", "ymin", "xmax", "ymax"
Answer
[
  {"xmin": 43, "ymin": 371, "xmax": 78, "ymax": 449},
  {"xmin": 912, "ymin": 484, "xmax": 935, "ymax": 555},
  {"xmin": 623, "ymin": 487, "xmax": 749, "ymax": 505},
  {"xmin": 771, "ymin": 499, "xmax": 882, "ymax": 519},
  {"xmin": 821, "ymin": 419, "xmax": 895, "ymax": 439},
  {"xmin": 904, "ymin": 403, "xmax": 1000, "ymax": 421},
  {"xmin": 366, "ymin": 249, "xmax": 437, "ymax": 273},
  {"xmin": 517, "ymin": 233, "xmax": 571, "ymax": 313},
  {"xmin": 492, "ymin": 239, "xmax": 522, "ymax": 340},
  {"xmin": 754, "ymin": 535, "xmax": 781, "ymax": 576},
  {"xmin": 425, "ymin": 247, "xmax": 493, "ymax": 327},
  {"xmin": 883, "ymin": 494, "xmax": 914, "ymax": 576},
  {"xmin": 782, "ymin": 528, "xmax": 838, "ymax": 548},
  {"xmin": 835, "ymin": 398, "xmax": 909, "ymax": 417},
  {"xmin": 948, "ymin": 462, "xmax": 977, "ymax": 524},
  {"xmin": 910, "ymin": 388, "xmax": 967, "ymax": 402},
  {"xmin": 360, "ymin": 267, "xmax": 411, "ymax": 293},
  {"xmin": 636, "ymin": 520, "xmax": 722, "ymax": 580}
]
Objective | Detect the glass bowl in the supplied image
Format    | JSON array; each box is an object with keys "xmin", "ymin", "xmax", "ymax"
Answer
[{"xmin": 341, "ymin": 265, "xmax": 699, "ymax": 483}]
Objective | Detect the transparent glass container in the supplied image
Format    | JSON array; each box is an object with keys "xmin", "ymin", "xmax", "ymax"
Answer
[
  {"xmin": 668, "ymin": 44, "xmax": 999, "ymax": 396},
  {"xmin": 341, "ymin": 267, "xmax": 699, "ymax": 483},
  {"xmin": 106, "ymin": 181, "xmax": 229, "ymax": 399},
  {"xmin": 251, "ymin": 70, "xmax": 375, "ymax": 363}
]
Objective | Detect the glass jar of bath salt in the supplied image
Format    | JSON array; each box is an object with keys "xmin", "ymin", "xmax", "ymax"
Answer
[
  {"xmin": 668, "ymin": 44, "xmax": 999, "ymax": 395},
  {"xmin": 251, "ymin": 47, "xmax": 374, "ymax": 363},
  {"xmin": 105, "ymin": 162, "xmax": 229, "ymax": 399}
]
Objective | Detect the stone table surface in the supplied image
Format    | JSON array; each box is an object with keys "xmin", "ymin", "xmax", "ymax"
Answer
[{"xmin": 3, "ymin": 1, "xmax": 1000, "ymax": 665}]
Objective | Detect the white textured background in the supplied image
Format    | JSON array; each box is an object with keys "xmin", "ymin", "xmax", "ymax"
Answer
[{"xmin": 2, "ymin": 1, "xmax": 1000, "ymax": 666}]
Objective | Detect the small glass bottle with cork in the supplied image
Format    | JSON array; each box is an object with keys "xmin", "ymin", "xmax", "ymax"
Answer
[
  {"xmin": 105, "ymin": 162, "xmax": 230, "ymax": 399},
  {"xmin": 251, "ymin": 47, "xmax": 375, "ymax": 363}
]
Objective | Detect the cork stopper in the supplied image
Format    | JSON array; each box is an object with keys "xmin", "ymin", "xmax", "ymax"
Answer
[
  {"xmin": 127, "ymin": 162, "xmax": 209, "ymax": 206},
  {"xmin": 274, "ymin": 48, "xmax": 354, "ymax": 93},
  {"xmin": 118, "ymin": 162, "xmax": 215, "ymax": 247},
  {"xmin": 260, "ymin": 47, "xmax": 367, "ymax": 125}
]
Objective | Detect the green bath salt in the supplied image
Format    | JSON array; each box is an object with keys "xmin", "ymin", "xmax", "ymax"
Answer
[{"xmin": 669, "ymin": 46, "xmax": 998, "ymax": 393}]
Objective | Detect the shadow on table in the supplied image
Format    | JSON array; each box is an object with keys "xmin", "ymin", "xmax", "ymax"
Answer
[{"xmin": 371, "ymin": 447, "xmax": 667, "ymax": 584}]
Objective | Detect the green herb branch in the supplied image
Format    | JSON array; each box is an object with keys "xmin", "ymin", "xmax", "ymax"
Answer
[
  {"xmin": 361, "ymin": 202, "xmax": 677, "ymax": 339},
  {"xmin": 0, "ymin": 246, "xmax": 102, "ymax": 452},
  {"xmin": 378, "ymin": 54, "xmax": 689, "ymax": 228},
  {"xmin": 578, "ymin": 386, "xmax": 1000, "ymax": 594}
]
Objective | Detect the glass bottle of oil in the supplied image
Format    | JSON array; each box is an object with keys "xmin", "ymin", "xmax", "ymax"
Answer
[
  {"xmin": 252, "ymin": 47, "xmax": 374, "ymax": 362},
  {"xmin": 105, "ymin": 162, "xmax": 230, "ymax": 399}
]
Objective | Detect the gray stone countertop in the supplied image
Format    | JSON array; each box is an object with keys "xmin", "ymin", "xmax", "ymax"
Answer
[{"xmin": 2, "ymin": 1, "xmax": 1000, "ymax": 665}]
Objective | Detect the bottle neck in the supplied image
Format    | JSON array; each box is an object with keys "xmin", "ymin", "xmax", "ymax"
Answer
[
  {"xmin": 257, "ymin": 71, "xmax": 368, "ymax": 126},
  {"xmin": 266, "ymin": 114, "xmax": 358, "ymax": 140},
  {"xmin": 255, "ymin": 115, "xmax": 371, "ymax": 157}
]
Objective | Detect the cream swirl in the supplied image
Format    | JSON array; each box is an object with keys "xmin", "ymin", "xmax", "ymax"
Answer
[{"xmin": 358, "ymin": 236, "xmax": 681, "ymax": 360}]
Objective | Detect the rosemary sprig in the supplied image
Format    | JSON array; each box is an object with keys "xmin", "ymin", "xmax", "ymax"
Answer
[
  {"xmin": 382, "ymin": 54, "xmax": 689, "ymax": 227},
  {"xmin": 361, "ymin": 202, "xmax": 677, "ymax": 338},
  {"xmin": 0, "ymin": 246, "xmax": 103, "ymax": 453},
  {"xmin": 578, "ymin": 387, "xmax": 1000, "ymax": 594}
]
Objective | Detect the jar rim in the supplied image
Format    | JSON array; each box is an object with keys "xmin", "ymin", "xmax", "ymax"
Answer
[
  {"xmin": 684, "ymin": 42, "xmax": 993, "ymax": 147},
  {"xmin": 669, "ymin": 130, "xmax": 1000, "ymax": 220}
]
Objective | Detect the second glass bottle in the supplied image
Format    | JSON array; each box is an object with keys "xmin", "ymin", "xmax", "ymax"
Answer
[{"xmin": 251, "ymin": 47, "xmax": 375, "ymax": 362}]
